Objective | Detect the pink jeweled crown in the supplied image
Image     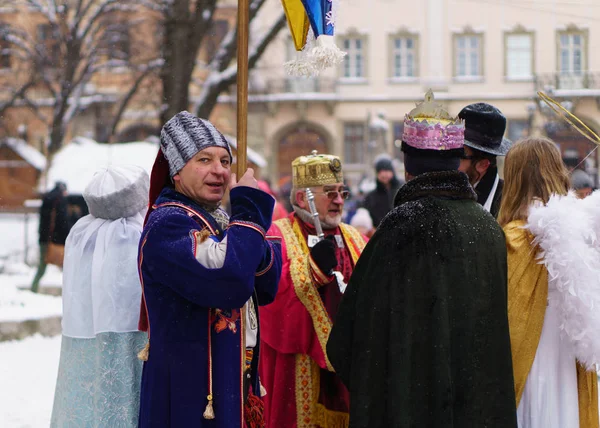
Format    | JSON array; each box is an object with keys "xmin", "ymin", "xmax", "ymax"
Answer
[{"xmin": 402, "ymin": 90, "xmax": 465, "ymax": 151}]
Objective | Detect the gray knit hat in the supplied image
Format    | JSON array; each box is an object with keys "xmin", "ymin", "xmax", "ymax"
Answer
[{"xmin": 160, "ymin": 111, "xmax": 232, "ymax": 176}]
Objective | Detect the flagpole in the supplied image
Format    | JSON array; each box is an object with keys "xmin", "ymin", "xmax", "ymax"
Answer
[{"xmin": 236, "ymin": 0, "xmax": 249, "ymax": 177}]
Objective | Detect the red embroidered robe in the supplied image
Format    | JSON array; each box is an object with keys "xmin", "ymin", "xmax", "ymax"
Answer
[{"xmin": 259, "ymin": 214, "xmax": 366, "ymax": 428}]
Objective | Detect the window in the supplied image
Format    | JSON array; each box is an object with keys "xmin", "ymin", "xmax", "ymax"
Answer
[
  {"xmin": 36, "ymin": 24, "xmax": 60, "ymax": 67},
  {"xmin": 342, "ymin": 37, "xmax": 365, "ymax": 79},
  {"xmin": 454, "ymin": 34, "xmax": 482, "ymax": 78},
  {"xmin": 505, "ymin": 34, "xmax": 532, "ymax": 79},
  {"xmin": 343, "ymin": 123, "xmax": 365, "ymax": 164},
  {"xmin": 559, "ymin": 32, "xmax": 585, "ymax": 75},
  {"xmin": 391, "ymin": 36, "xmax": 417, "ymax": 78},
  {"xmin": 107, "ymin": 26, "xmax": 130, "ymax": 61}
]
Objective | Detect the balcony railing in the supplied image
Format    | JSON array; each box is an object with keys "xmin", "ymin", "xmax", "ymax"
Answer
[
  {"xmin": 243, "ymin": 77, "xmax": 337, "ymax": 95},
  {"xmin": 267, "ymin": 77, "xmax": 337, "ymax": 94},
  {"xmin": 535, "ymin": 72, "xmax": 600, "ymax": 92}
]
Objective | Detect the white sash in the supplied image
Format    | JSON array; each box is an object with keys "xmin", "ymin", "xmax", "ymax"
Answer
[{"xmin": 483, "ymin": 174, "xmax": 500, "ymax": 212}]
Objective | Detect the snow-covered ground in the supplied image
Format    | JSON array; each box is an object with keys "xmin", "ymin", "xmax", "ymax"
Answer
[
  {"xmin": 0, "ymin": 268, "xmax": 62, "ymax": 322},
  {"xmin": 0, "ymin": 334, "xmax": 61, "ymax": 427},
  {"xmin": 0, "ymin": 213, "xmax": 63, "ymax": 323},
  {"xmin": 0, "ymin": 213, "xmax": 39, "ymax": 264},
  {"xmin": 0, "ymin": 213, "xmax": 62, "ymax": 427}
]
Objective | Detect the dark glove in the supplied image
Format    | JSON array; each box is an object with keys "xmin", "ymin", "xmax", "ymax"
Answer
[{"xmin": 310, "ymin": 236, "xmax": 338, "ymax": 275}]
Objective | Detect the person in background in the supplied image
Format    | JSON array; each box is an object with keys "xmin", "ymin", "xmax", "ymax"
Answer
[
  {"xmin": 31, "ymin": 181, "xmax": 69, "ymax": 293},
  {"xmin": 258, "ymin": 179, "xmax": 289, "ymax": 221},
  {"xmin": 571, "ymin": 168, "xmax": 594, "ymax": 199},
  {"xmin": 51, "ymin": 165, "xmax": 149, "ymax": 427},
  {"xmin": 350, "ymin": 207, "xmax": 374, "ymax": 238},
  {"xmin": 499, "ymin": 137, "xmax": 600, "ymax": 428},
  {"xmin": 458, "ymin": 103, "xmax": 512, "ymax": 218},
  {"xmin": 362, "ymin": 155, "xmax": 402, "ymax": 228}
]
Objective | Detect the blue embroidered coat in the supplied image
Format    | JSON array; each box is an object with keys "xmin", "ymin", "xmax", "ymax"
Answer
[{"xmin": 138, "ymin": 186, "xmax": 281, "ymax": 427}]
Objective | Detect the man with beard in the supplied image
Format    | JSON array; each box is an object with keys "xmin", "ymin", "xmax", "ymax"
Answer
[
  {"xmin": 458, "ymin": 103, "xmax": 512, "ymax": 218},
  {"xmin": 327, "ymin": 91, "xmax": 517, "ymax": 428},
  {"xmin": 259, "ymin": 151, "xmax": 367, "ymax": 428}
]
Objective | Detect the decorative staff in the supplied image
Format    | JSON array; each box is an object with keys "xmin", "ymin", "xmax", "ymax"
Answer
[
  {"xmin": 305, "ymin": 188, "xmax": 325, "ymax": 241},
  {"xmin": 236, "ymin": 0, "xmax": 250, "ymax": 177},
  {"xmin": 537, "ymin": 91, "xmax": 600, "ymax": 170}
]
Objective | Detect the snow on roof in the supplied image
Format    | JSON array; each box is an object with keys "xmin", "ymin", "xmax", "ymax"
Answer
[
  {"xmin": 42, "ymin": 137, "xmax": 159, "ymax": 194},
  {"xmin": 1, "ymin": 138, "xmax": 47, "ymax": 171},
  {"xmin": 43, "ymin": 135, "xmax": 266, "ymax": 194},
  {"xmin": 225, "ymin": 135, "xmax": 267, "ymax": 168}
]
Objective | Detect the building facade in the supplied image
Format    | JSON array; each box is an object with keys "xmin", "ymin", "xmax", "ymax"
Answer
[
  {"xmin": 215, "ymin": 0, "xmax": 600, "ymax": 187},
  {"xmin": 1, "ymin": 0, "xmax": 599, "ymax": 190}
]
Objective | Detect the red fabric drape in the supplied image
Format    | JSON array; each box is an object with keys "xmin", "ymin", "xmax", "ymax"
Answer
[{"xmin": 138, "ymin": 149, "xmax": 171, "ymax": 332}]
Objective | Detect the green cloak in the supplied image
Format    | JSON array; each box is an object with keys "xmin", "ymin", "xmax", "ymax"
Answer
[{"xmin": 327, "ymin": 171, "xmax": 517, "ymax": 428}]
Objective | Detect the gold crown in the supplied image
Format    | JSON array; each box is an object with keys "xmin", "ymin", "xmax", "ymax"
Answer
[{"xmin": 292, "ymin": 150, "xmax": 343, "ymax": 188}]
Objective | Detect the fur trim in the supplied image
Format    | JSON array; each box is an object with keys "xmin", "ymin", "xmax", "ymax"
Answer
[
  {"xmin": 526, "ymin": 191, "xmax": 600, "ymax": 369},
  {"xmin": 394, "ymin": 170, "xmax": 476, "ymax": 206}
]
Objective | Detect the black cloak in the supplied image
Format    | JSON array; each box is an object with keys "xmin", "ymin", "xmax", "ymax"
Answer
[{"xmin": 327, "ymin": 171, "xmax": 517, "ymax": 428}]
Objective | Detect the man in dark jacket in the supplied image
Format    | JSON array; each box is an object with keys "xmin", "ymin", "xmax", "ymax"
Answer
[
  {"xmin": 458, "ymin": 103, "xmax": 512, "ymax": 218},
  {"xmin": 362, "ymin": 155, "xmax": 402, "ymax": 228},
  {"xmin": 31, "ymin": 182, "xmax": 70, "ymax": 292},
  {"xmin": 327, "ymin": 91, "xmax": 517, "ymax": 428}
]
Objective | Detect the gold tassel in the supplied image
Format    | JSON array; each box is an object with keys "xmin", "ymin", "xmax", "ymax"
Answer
[
  {"xmin": 137, "ymin": 342, "xmax": 150, "ymax": 361},
  {"xmin": 197, "ymin": 229, "xmax": 211, "ymax": 243},
  {"xmin": 203, "ymin": 395, "xmax": 215, "ymax": 419},
  {"xmin": 259, "ymin": 382, "xmax": 267, "ymax": 397}
]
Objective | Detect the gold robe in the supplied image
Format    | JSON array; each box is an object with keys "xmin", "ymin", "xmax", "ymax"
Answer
[{"xmin": 505, "ymin": 220, "xmax": 599, "ymax": 428}]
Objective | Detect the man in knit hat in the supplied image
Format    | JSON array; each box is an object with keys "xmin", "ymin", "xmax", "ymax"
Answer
[
  {"xmin": 259, "ymin": 150, "xmax": 367, "ymax": 428},
  {"xmin": 328, "ymin": 91, "xmax": 517, "ymax": 427},
  {"xmin": 362, "ymin": 154, "xmax": 403, "ymax": 228},
  {"xmin": 137, "ymin": 111, "xmax": 282, "ymax": 428}
]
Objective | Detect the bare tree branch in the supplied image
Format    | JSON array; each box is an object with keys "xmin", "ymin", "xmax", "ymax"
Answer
[
  {"xmin": 107, "ymin": 58, "xmax": 163, "ymax": 142},
  {"xmin": 194, "ymin": 12, "xmax": 286, "ymax": 118},
  {"xmin": 0, "ymin": 80, "xmax": 35, "ymax": 117}
]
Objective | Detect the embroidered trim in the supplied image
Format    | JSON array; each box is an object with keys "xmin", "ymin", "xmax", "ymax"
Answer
[
  {"xmin": 154, "ymin": 202, "xmax": 218, "ymax": 235},
  {"xmin": 139, "ymin": 236, "xmax": 149, "ymax": 338},
  {"xmin": 212, "ymin": 309, "xmax": 240, "ymax": 333},
  {"xmin": 255, "ymin": 242, "xmax": 274, "ymax": 277},
  {"xmin": 228, "ymin": 220, "xmax": 266, "ymax": 238},
  {"xmin": 295, "ymin": 354, "xmax": 316, "ymax": 427},
  {"xmin": 190, "ymin": 229, "xmax": 198, "ymax": 258},
  {"xmin": 266, "ymin": 235, "xmax": 282, "ymax": 243},
  {"xmin": 240, "ymin": 305, "xmax": 246, "ymax": 423},
  {"xmin": 314, "ymin": 403, "xmax": 350, "ymax": 428},
  {"xmin": 308, "ymin": 254, "xmax": 334, "ymax": 286},
  {"xmin": 339, "ymin": 223, "xmax": 366, "ymax": 263},
  {"xmin": 277, "ymin": 217, "xmax": 335, "ymax": 371}
]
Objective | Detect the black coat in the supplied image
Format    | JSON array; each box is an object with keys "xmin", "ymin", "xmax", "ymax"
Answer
[
  {"xmin": 327, "ymin": 171, "xmax": 517, "ymax": 428},
  {"xmin": 362, "ymin": 176, "xmax": 402, "ymax": 228},
  {"xmin": 38, "ymin": 188, "xmax": 70, "ymax": 245}
]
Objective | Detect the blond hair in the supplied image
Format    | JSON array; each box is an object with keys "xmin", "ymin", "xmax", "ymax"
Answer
[{"xmin": 498, "ymin": 137, "xmax": 570, "ymax": 226}]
